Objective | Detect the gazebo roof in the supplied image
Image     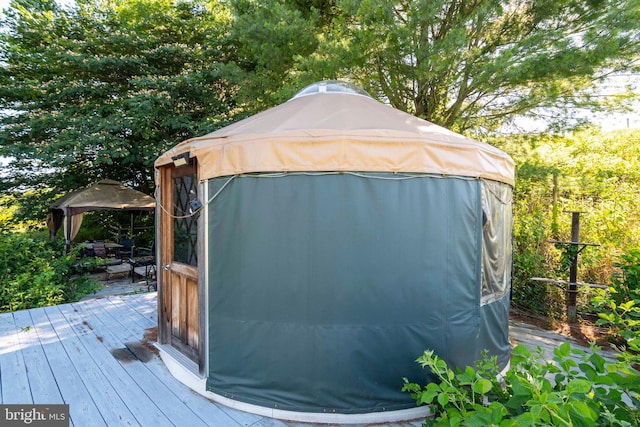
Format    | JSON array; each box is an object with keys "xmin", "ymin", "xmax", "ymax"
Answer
[{"xmin": 51, "ymin": 179, "xmax": 155, "ymax": 215}]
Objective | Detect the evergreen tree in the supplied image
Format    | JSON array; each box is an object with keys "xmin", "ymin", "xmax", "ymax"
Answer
[{"xmin": 0, "ymin": 0, "xmax": 236, "ymax": 196}]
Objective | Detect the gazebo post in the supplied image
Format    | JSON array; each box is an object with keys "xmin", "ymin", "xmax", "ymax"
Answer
[{"xmin": 65, "ymin": 209, "xmax": 72, "ymax": 254}]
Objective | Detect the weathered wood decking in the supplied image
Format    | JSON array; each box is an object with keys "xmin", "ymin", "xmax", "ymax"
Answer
[
  {"xmin": 0, "ymin": 293, "xmax": 423, "ymax": 426},
  {"xmin": 0, "ymin": 293, "xmax": 611, "ymax": 427}
]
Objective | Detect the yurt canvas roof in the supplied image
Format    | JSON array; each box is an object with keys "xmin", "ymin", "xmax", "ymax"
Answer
[{"xmin": 156, "ymin": 83, "xmax": 514, "ymax": 186}]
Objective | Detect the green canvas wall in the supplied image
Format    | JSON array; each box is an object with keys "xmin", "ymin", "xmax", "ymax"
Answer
[{"xmin": 205, "ymin": 173, "xmax": 511, "ymax": 413}]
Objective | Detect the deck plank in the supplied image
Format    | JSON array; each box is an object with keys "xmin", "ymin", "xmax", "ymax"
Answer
[
  {"xmin": 74, "ymin": 297, "xmax": 232, "ymax": 427},
  {"xmin": 118, "ymin": 293, "xmax": 157, "ymax": 324},
  {"xmin": 77, "ymin": 297, "xmax": 248, "ymax": 427},
  {"xmin": 57, "ymin": 303, "xmax": 171, "ymax": 426},
  {"xmin": 73, "ymin": 298, "xmax": 213, "ymax": 427},
  {"xmin": 0, "ymin": 312, "xmax": 32, "ymax": 404},
  {"xmin": 28, "ymin": 307, "xmax": 105, "ymax": 426},
  {"xmin": 104, "ymin": 296, "xmax": 156, "ymax": 330},
  {"xmin": 43, "ymin": 305, "xmax": 139, "ymax": 426},
  {"xmin": 11, "ymin": 309, "xmax": 64, "ymax": 405}
]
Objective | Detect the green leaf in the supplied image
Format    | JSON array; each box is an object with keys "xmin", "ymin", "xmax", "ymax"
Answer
[
  {"xmin": 506, "ymin": 394, "xmax": 530, "ymax": 410},
  {"xmin": 593, "ymin": 374, "xmax": 614, "ymax": 386},
  {"xmin": 578, "ymin": 363, "xmax": 597, "ymax": 381},
  {"xmin": 420, "ymin": 383, "xmax": 441, "ymax": 405},
  {"xmin": 597, "ymin": 312, "xmax": 615, "ymax": 322},
  {"xmin": 511, "ymin": 345, "xmax": 532, "ymax": 358},
  {"xmin": 472, "ymin": 378, "xmax": 493, "ymax": 395},
  {"xmin": 566, "ymin": 400, "xmax": 599, "ymax": 427},
  {"xmin": 554, "ymin": 342, "xmax": 571, "ymax": 358},
  {"xmin": 437, "ymin": 392, "xmax": 450, "ymax": 407},
  {"xmin": 457, "ymin": 366, "xmax": 475, "ymax": 385},
  {"xmin": 559, "ymin": 358, "xmax": 577, "ymax": 372},
  {"xmin": 620, "ymin": 300, "xmax": 635, "ymax": 311},
  {"xmin": 589, "ymin": 353, "xmax": 606, "ymax": 373},
  {"xmin": 419, "ymin": 389, "xmax": 438, "ymax": 405},
  {"xmin": 528, "ymin": 403, "xmax": 544, "ymax": 421},
  {"xmin": 512, "ymin": 412, "xmax": 535, "ymax": 427},
  {"xmin": 566, "ymin": 378, "xmax": 591, "ymax": 395}
]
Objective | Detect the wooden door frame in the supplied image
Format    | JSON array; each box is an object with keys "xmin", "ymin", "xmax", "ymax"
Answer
[
  {"xmin": 157, "ymin": 163, "xmax": 206, "ymax": 375},
  {"xmin": 196, "ymin": 179, "xmax": 207, "ymax": 375}
]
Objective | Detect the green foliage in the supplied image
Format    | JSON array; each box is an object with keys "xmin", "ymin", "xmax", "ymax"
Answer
[
  {"xmin": 594, "ymin": 297, "xmax": 640, "ymax": 361},
  {"xmin": 227, "ymin": 0, "xmax": 322, "ymax": 110},
  {"xmin": 0, "ymin": 0, "xmax": 238, "ymax": 198},
  {"xmin": 1, "ymin": 0, "xmax": 639, "ymax": 228},
  {"xmin": 511, "ymin": 205, "xmax": 554, "ymax": 316},
  {"xmin": 611, "ymin": 249, "xmax": 640, "ymax": 303},
  {"xmin": 403, "ymin": 343, "xmax": 640, "ymax": 426},
  {"xmin": 554, "ymin": 243, "xmax": 581, "ymax": 277},
  {"xmin": 491, "ymin": 129, "xmax": 640, "ymax": 320},
  {"xmin": 590, "ymin": 248, "xmax": 640, "ymax": 360},
  {"xmin": 0, "ymin": 229, "xmax": 99, "ymax": 312},
  {"xmin": 297, "ymin": 0, "xmax": 640, "ymax": 133}
]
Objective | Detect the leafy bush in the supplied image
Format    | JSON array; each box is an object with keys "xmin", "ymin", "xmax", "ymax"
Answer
[
  {"xmin": 403, "ymin": 342, "xmax": 640, "ymax": 426},
  {"xmin": 511, "ymin": 205, "xmax": 552, "ymax": 316},
  {"xmin": 406, "ymin": 247, "xmax": 640, "ymax": 426},
  {"xmin": 610, "ymin": 249, "xmax": 640, "ymax": 304},
  {"xmin": 589, "ymin": 248, "xmax": 640, "ymax": 362},
  {"xmin": 0, "ymin": 229, "xmax": 99, "ymax": 312},
  {"xmin": 491, "ymin": 129, "xmax": 640, "ymax": 320}
]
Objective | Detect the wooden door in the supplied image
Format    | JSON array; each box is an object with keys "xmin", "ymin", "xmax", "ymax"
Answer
[{"xmin": 158, "ymin": 161, "xmax": 201, "ymax": 365}]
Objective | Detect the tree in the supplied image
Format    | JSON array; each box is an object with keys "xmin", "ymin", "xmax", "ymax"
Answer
[
  {"xmin": 223, "ymin": 0, "xmax": 328, "ymax": 113},
  {"xmin": 2, "ymin": 0, "xmax": 639, "ymax": 220},
  {"xmin": 291, "ymin": 0, "xmax": 640, "ymax": 133},
  {"xmin": 0, "ymin": 0, "xmax": 237, "ymax": 200}
]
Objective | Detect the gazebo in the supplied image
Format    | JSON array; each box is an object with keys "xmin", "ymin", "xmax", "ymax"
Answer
[
  {"xmin": 153, "ymin": 81, "xmax": 514, "ymax": 423},
  {"xmin": 47, "ymin": 179, "xmax": 155, "ymax": 250}
]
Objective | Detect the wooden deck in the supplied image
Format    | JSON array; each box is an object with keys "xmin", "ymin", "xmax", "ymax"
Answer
[
  {"xmin": 0, "ymin": 293, "xmax": 422, "ymax": 426},
  {"xmin": 0, "ymin": 293, "xmax": 613, "ymax": 426}
]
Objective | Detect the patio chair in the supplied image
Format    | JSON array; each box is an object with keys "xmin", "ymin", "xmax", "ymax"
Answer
[
  {"xmin": 130, "ymin": 242, "xmax": 156, "ymax": 290},
  {"xmin": 117, "ymin": 237, "xmax": 136, "ymax": 260},
  {"xmin": 93, "ymin": 242, "xmax": 107, "ymax": 258},
  {"xmin": 97, "ymin": 242, "xmax": 129, "ymax": 281}
]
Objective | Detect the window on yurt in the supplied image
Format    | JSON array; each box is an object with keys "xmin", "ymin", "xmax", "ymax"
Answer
[
  {"xmin": 173, "ymin": 173, "xmax": 198, "ymax": 266},
  {"xmin": 480, "ymin": 180, "xmax": 513, "ymax": 305}
]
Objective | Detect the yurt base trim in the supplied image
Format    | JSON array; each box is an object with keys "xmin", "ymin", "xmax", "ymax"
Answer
[{"xmin": 154, "ymin": 343, "xmax": 433, "ymax": 424}]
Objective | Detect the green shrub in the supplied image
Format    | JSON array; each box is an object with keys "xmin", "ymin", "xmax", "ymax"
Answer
[
  {"xmin": 511, "ymin": 205, "xmax": 552, "ymax": 316},
  {"xmin": 588, "ymin": 248, "xmax": 640, "ymax": 360},
  {"xmin": 407, "ymin": 248, "xmax": 640, "ymax": 426},
  {"xmin": 610, "ymin": 249, "xmax": 640, "ymax": 304},
  {"xmin": 495, "ymin": 129, "xmax": 640, "ymax": 321},
  {"xmin": 0, "ymin": 229, "xmax": 99, "ymax": 312},
  {"xmin": 403, "ymin": 342, "xmax": 640, "ymax": 426}
]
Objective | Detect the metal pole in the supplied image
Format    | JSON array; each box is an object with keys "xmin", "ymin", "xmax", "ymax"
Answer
[{"xmin": 567, "ymin": 211, "xmax": 580, "ymax": 319}]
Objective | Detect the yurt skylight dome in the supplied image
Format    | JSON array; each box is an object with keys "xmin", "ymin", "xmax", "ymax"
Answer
[{"xmin": 292, "ymin": 80, "xmax": 372, "ymax": 99}]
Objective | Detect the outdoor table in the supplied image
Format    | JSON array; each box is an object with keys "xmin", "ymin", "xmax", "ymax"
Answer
[{"xmin": 81, "ymin": 242, "xmax": 123, "ymax": 257}]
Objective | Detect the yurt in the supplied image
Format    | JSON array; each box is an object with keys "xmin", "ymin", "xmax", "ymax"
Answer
[{"xmin": 153, "ymin": 81, "xmax": 514, "ymax": 423}]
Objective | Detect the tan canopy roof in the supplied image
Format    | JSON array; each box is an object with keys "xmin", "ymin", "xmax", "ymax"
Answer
[
  {"xmin": 156, "ymin": 87, "xmax": 515, "ymax": 186},
  {"xmin": 47, "ymin": 179, "xmax": 155, "ymax": 243},
  {"xmin": 50, "ymin": 179, "xmax": 155, "ymax": 214}
]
